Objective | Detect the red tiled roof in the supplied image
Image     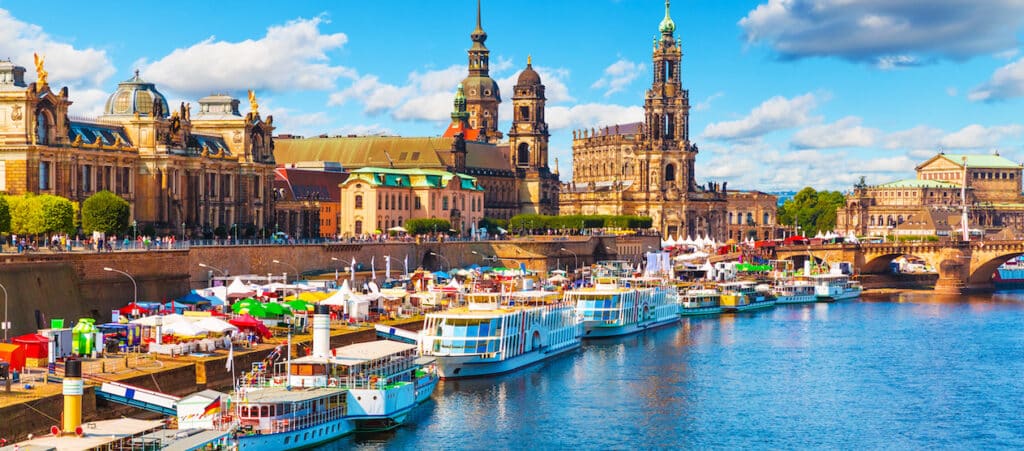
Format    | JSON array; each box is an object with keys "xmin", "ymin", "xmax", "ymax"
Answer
[
  {"xmin": 273, "ymin": 168, "xmax": 348, "ymax": 202},
  {"xmin": 442, "ymin": 121, "xmax": 481, "ymax": 141}
]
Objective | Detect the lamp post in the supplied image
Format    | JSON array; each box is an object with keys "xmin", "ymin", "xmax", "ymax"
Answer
[
  {"xmin": 428, "ymin": 251, "xmax": 450, "ymax": 272},
  {"xmin": 0, "ymin": 282, "xmax": 8, "ymax": 342},
  {"xmin": 180, "ymin": 222, "xmax": 186, "ymax": 243},
  {"xmin": 231, "ymin": 223, "xmax": 238, "ymax": 244},
  {"xmin": 199, "ymin": 263, "xmax": 227, "ymax": 288},
  {"xmin": 273, "ymin": 259, "xmax": 299, "ymax": 283},
  {"xmin": 132, "ymin": 220, "xmax": 138, "ymax": 243},
  {"xmin": 559, "ymin": 247, "xmax": 578, "ymax": 271},
  {"xmin": 330, "ymin": 257, "xmax": 342, "ymax": 281},
  {"xmin": 104, "ymin": 267, "xmax": 137, "ymax": 305}
]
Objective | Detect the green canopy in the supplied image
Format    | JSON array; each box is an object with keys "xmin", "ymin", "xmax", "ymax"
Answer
[
  {"xmin": 231, "ymin": 298, "xmax": 260, "ymax": 313},
  {"xmin": 285, "ymin": 299, "xmax": 314, "ymax": 312},
  {"xmin": 263, "ymin": 302, "xmax": 293, "ymax": 316},
  {"xmin": 236, "ymin": 303, "xmax": 268, "ymax": 318}
]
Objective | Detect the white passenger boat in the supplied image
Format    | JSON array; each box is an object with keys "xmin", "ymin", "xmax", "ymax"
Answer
[
  {"xmin": 566, "ymin": 276, "xmax": 679, "ymax": 338},
  {"xmin": 809, "ymin": 273, "xmax": 862, "ymax": 301},
  {"xmin": 772, "ymin": 278, "xmax": 817, "ymax": 304},
  {"xmin": 719, "ymin": 281, "xmax": 776, "ymax": 312},
  {"xmin": 233, "ymin": 306, "xmax": 438, "ymax": 450},
  {"xmin": 418, "ymin": 290, "xmax": 583, "ymax": 379},
  {"xmin": 678, "ymin": 287, "xmax": 723, "ymax": 315}
]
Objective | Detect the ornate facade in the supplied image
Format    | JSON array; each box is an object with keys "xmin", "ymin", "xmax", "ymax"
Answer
[
  {"xmin": 726, "ymin": 190, "xmax": 780, "ymax": 241},
  {"xmin": 559, "ymin": 1, "xmax": 727, "ymax": 238},
  {"xmin": 275, "ymin": 1, "xmax": 558, "ymax": 223},
  {"xmin": 837, "ymin": 153, "xmax": 1024, "ymax": 237},
  {"xmin": 0, "ymin": 57, "xmax": 276, "ymax": 237}
]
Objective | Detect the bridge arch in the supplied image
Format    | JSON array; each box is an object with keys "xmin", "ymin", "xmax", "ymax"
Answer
[
  {"xmin": 968, "ymin": 252, "xmax": 1024, "ymax": 286},
  {"xmin": 861, "ymin": 252, "xmax": 938, "ymax": 274}
]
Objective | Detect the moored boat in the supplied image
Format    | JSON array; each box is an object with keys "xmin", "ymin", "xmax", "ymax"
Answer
[
  {"xmin": 566, "ymin": 276, "xmax": 679, "ymax": 338},
  {"xmin": 678, "ymin": 287, "xmax": 723, "ymax": 316},
  {"xmin": 418, "ymin": 290, "xmax": 583, "ymax": 379},
  {"xmin": 772, "ymin": 278, "xmax": 817, "ymax": 304},
  {"xmin": 719, "ymin": 281, "xmax": 776, "ymax": 312},
  {"xmin": 809, "ymin": 273, "xmax": 862, "ymax": 301}
]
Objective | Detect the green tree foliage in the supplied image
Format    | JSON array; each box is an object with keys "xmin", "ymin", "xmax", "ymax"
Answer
[
  {"xmin": 82, "ymin": 190, "xmax": 130, "ymax": 234},
  {"xmin": 41, "ymin": 195, "xmax": 75, "ymax": 234},
  {"xmin": 0, "ymin": 196, "xmax": 10, "ymax": 233},
  {"xmin": 7, "ymin": 194, "xmax": 75, "ymax": 235},
  {"xmin": 404, "ymin": 218, "xmax": 451, "ymax": 235},
  {"xmin": 478, "ymin": 217, "xmax": 508, "ymax": 234},
  {"xmin": 509, "ymin": 214, "xmax": 653, "ymax": 231},
  {"xmin": 777, "ymin": 187, "xmax": 846, "ymax": 235}
]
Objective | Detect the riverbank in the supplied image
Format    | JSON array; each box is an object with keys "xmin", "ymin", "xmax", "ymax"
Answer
[{"xmin": 0, "ymin": 317, "xmax": 423, "ymax": 442}]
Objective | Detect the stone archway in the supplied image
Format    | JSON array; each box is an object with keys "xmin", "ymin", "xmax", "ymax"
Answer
[
  {"xmin": 861, "ymin": 253, "xmax": 938, "ymax": 275},
  {"xmin": 968, "ymin": 252, "xmax": 1024, "ymax": 287}
]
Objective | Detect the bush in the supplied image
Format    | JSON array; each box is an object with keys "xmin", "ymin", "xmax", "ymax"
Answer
[
  {"xmin": 405, "ymin": 218, "xmax": 451, "ymax": 235},
  {"xmin": 478, "ymin": 217, "xmax": 508, "ymax": 234},
  {"xmin": 82, "ymin": 191, "xmax": 130, "ymax": 235},
  {"xmin": 509, "ymin": 213, "xmax": 654, "ymax": 232}
]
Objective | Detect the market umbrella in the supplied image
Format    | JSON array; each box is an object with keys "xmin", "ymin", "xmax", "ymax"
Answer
[
  {"xmin": 238, "ymin": 303, "xmax": 269, "ymax": 318},
  {"xmin": 263, "ymin": 302, "xmax": 292, "ymax": 316},
  {"xmin": 231, "ymin": 298, "xmax": 260, "ymax": 313},
  {"xmin": 118, "ymin": 302, "xmax": 150, "ymax": 315},
  {"xmin": 229, "ymin": 314, "xmax": 272, "ymax": 339},
  {"xmin": 175, "ymin": 291, "xmax": 212, "ymax": 305},
  {"xmin": 285, "ymin": 299, "xmax": 314, "ymax": 312},
  {"xmin": 388, "ymin": 226, "xmax": 408, "ymax": 233}
]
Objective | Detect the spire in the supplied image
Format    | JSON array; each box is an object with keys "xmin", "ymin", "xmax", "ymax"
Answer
[
  {"xmin": 659, "ymin": 0, "xmax": 676, "ymax": 35},
  {"xmin": 451, "ymin": 83, "xmax": 469, "ymax": 122},
  {"xmin": 527, "ymin": 54, "xmax": 532, "ymax": 66},
  {"xmin": 471, "ymin": 0, "xmax": 487, "ymax": 44}
]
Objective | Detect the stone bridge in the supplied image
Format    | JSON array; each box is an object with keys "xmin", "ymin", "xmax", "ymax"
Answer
[{"xmin": 772, "ymin": 240, "xmax": 1024, "ymax": 293}]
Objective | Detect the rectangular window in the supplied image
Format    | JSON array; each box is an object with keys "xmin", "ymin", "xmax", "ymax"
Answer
[
  {"xmin": 38, "ymin": 161, "xmax": 51, "ymax": 190},
  {"xmin": 82, "ymin": 165, "xmax": 92, "ymax": 193},
  {"xmin": 415, "ymin": 196, "xmax": 422, "ymax": 210},
  {"xmin": 443, "ymin": 196, "xmax": 449, "ymax": 211}
]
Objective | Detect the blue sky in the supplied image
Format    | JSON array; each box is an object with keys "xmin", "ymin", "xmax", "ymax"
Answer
[{"xmin": 4, "ymin": 0, "xmax": 1024, "ymax": 191}]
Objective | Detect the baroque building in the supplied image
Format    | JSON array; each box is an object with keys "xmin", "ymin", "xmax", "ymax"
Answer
[
  {"xmin": 726, "ymin": 190, "xmax": 780, "ymax": 241},
  {"xmin": 274, "ymin": 1, "xmax": 558, "ymax": 225},
  {"xmin": 559, "ymin": 1, "xmax": 727, "ymax": 238},
  {"xmin": 0, "ymin": 56, "xmax": 276, "ymax": 237},
  {"xmin": 836, "ymin": 153, "xmax": 1024, "ymax": 237}
]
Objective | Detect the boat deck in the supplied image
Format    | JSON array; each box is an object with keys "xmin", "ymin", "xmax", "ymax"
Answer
[{"xmin": 0, "ymin": 418, "xmax": 164, "ymax": 451}]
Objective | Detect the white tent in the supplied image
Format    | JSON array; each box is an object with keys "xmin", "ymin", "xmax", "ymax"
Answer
[
  {"xmin": 201, "ymin": 286, "xmax": 228, "ymax": 303},
  {"xmin": 162, "ymin": 320, "xmax": 207, "ymax": 337},
  {"xmin": 130, "ymin": 313, "xmax": 187, "ymax": 327},
  {"xmin": 664, "ymin": 235, "xmax": 677, "ymax": 247},
  {"xmin": 193, "ymin": 317, "xmax": 238, "ymax": 334},
  {"xmin": 226, "ymin": 277, "xmax": 250, "ymax": 295},
  {"xmin": 319, "ymin": 289, "xmax": 349, "ymax": 307}
]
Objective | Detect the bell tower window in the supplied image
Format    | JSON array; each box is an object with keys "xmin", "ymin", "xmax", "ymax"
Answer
[
  {"xmin": 665, "ymin": 164, "xmax": 675, "ymax": 182},
  {"xmin": 519, "ymin": 106, "xmax": 530, "ymax": 121},
  {"xmin": 517, "ymin": 143, "xmax": 530, "ymax": 167}
]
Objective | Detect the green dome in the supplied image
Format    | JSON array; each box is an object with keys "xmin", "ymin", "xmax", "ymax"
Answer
[{"xmin": 659, "ymin": 0, "xmax": 676, "ymax": 34}]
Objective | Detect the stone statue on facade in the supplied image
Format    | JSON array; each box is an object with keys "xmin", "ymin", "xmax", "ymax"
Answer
[
  {"xmin": 248, "ymin": 89, "xmax": 259, "ymax": 114},
  {"xmin": 33, "ymin": 53, "xmax": 47, "ymax": 86}
]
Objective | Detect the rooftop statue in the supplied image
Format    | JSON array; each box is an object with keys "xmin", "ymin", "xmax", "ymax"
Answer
[
  {"xmin": 248, "ymin": 89, "xmax": 259, "ymax": 114},
  {"xmin": 33, "ymin": 52, "xmax": 47, "ymax": 86}
]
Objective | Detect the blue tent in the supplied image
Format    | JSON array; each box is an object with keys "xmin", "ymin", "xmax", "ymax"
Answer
[
  {"xmin": 176, "ymin": 290, "xmax": 212, "ymax": 305},
  {"xmin": 433, "ymin": 271, "xmax": 451, "ymax": 279}
]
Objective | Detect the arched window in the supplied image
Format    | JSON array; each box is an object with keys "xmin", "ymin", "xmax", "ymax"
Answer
[
  {"xmin": 517, "ymin": 143, "xmax": 530, "ymax": 167},
  {"xmin": 763, "ymin": 212, "xmax": 770, "ymax": 225},
  {"xmin": 354, "ymin": 220, "xmax": 363, "ymax": 235},
  {"xmin": 665, "ymin": 164, "xmax": 676, "ymax": 182},
  {"xmin": 354, "ymin": 194, "xmax": 363, "ymax": 209},
  {"xmin": 36, "ymin": 110, "xmax": 49, "ymax": 145},
  {"xmin": 746, "ymin": 212, "xmax": 754, "ymax": 225},
  {"xmin": 728, "ymin": 212, "xmax": 733, "ymax": 224}
]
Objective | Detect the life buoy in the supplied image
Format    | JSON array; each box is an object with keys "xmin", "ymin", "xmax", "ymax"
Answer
[
  {"xmin": 328, "ymin": 378, "xmax": 338, "ymax": 387},
  {"xmin": 273, "ymin": 376, "xmax": 284, "ymax": 385}
]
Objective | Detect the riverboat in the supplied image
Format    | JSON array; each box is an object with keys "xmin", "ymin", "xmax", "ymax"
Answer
[
  {"xmin": 566, "ymin": 276, "xmax": 679, "ymax": 338},
  {"xmin": 993, "ymin": 257, "xmax": 1024, "ymax": 289},
  {"xmin": 233, "ymin": 306, "xmax": 438, "ymax": 450},
  {"xmin": 719, "ymin": 281, "xmax": 776, "ymax": 312},
  {"xmin": 678, "ymin": 287, "xmax": 723, "ymax": 316},
  {"xmin": 418, "ymin": 290, "xmax": 583, "ymax": 379},
  {"xmin": 772, "ymin": 278, "xmax": 817, "ymax": 304},
  {"xmin": 809, "ymin": 274, "xmax": 862, "ymax": 301}
]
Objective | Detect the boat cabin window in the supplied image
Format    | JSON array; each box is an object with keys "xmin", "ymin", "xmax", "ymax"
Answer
[{"xmin": 292, "ymin": 363, "xmax": 326, "ymax": 375}]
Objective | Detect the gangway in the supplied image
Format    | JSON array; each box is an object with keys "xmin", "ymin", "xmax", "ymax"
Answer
[
  {"xmin": 95, "ymin": 381, "xmax": 180, "ymax": 417},
  {"xmin": 375, "ymin": 324, "xmax": 419, "ymax": 345}
]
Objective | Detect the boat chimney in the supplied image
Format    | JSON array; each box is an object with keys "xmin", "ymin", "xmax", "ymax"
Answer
[
  {"xmin": 804, "ymin": 260, "xmax": 812, "ymax": 276},
  {"xmin": 63, "ymin": 358, "xmax": 83, "ymax": 435},
  {"xmin": 312, "ymin": 304, "xmax": 330, "ymax": 359}
]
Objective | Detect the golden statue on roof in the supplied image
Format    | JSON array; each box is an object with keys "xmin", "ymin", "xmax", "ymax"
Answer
[
  {"xmin": 33, "ymin": 53, "xmax": 48, "ymax": 87},
  {"xmin": 248, "ymin": 89, "xmax": 259, "ymax": 114}
]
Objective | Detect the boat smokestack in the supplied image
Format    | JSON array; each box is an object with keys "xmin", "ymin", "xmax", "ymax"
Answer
[
  {"xmin": 63, "ymin": 358, "xmax": 83, "ymax": 434},
  {"xmin": 313, "ymin": 304, "xmax": 330, "ymax": 358}
]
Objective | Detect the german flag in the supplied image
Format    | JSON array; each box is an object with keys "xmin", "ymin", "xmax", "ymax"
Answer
[{"xmin": 203, "ymin": 397, "xmax": 221, "ymax": 417}]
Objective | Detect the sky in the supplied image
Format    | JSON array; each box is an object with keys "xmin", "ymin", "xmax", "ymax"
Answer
[{"xmin": 4, "ymin": 0, "xmax": 1024, "ymax": 192}]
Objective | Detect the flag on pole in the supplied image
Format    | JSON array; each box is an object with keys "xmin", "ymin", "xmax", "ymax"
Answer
[
  {"xmin": 202, "ymin": 397, "xmax": 221, "ymax": 417},
  {"xmin": 350, "ymin": 257, "xmax": 356, "ymax": 283},
  {"xmin": 225, "ymin": 341, "xmax": 233, "ymax": 372},
  {"xmin": 404, "ymin": 255, "xmax": 409, "ymax": 278},
  {"xmin": 371, "ymin": 256, "xmax": 377, "ymax": 281},
  {"xmin": 385, "ymin": 255, "xmax": 391, "ymax": 279}
]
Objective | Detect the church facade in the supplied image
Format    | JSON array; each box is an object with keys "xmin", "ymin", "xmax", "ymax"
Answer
[
  {"xmin": 0, "ymin": 57, "xmax": 277, "ymax": 237},
  {"xmin": 559, "ymin": 1, "xmax": 727, "ymax": 239},
  {"xmin": 274, "ymin": 0, "xmax": 559, "ymax": 224}
]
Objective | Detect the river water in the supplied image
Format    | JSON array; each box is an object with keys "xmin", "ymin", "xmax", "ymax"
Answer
[{"xmin": 322, "ymin": 292, "xmax": 1024, "ymax": 449}]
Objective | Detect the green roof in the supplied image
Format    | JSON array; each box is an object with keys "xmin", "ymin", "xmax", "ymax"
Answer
[
  {"xmin": 876, "ymin": 179, "xmax": 960, "ymax": 189},
  {"xmin": 941, "ymin": 154, "xmax": 1021, "ymax": 169}
]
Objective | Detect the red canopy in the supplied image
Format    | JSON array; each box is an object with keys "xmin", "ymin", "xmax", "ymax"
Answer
[
  {"xmin": 119, "ymin": 302, "xmax": 150, "ymax": 315},
  {"xmin": 784, "ymin": 235, "xmax": 808, "ymax": 243},
  {"xmin": 229, "ymin": 314, "xmax": 272, "ymax": 338},
  {"xmin": 13, "ymin": 334, "xmax": 48, "ymax": 359}
]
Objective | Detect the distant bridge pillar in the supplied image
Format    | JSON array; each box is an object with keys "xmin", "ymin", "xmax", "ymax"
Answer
[{"xmin": 934, "ymin": 243, "xmax": 971, "ymax": 295}]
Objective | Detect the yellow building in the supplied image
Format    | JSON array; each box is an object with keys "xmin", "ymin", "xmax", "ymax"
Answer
[
  {"xmin": 726, "ymin": 190, "xmax": 780, "ymax": 241},
  {"xmin": 559, "ymin": 2, "xmax": 727, "ymax": 238},
  {"xmin": 0, "ymin": 58, "xmax": 276, "ymax": 237},
  {"xmin": 338, "ymin": 167, "xmax": 485, "ymax": 237},
  {"xmin": 837, "ymin": 153, "xmax": 1024, "ymax": 237}
]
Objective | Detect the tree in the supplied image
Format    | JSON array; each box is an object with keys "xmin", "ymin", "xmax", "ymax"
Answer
[
  {"xmin": 405, "ymin": 218, "xmax": 451, "ymax": 235},
  {"xmin": 40, "ymin": 195, "xmax": 76, "ymax": 234},
  {"xmin": 82, "ymin": 191, "xmax": 130, "ymax": 235},
  {"xmin": 0, "ymin": 196, "xmax": 10, "ymax": 233},
  {"xmin": 7, "ymin": 194, "xmax": 75, "ymax": 236},
  {"xmin": 777, "ymin": 187, "xmax": 846, "ymax": 235}
]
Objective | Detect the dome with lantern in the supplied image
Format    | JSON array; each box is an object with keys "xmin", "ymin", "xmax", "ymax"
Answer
[{"xmin": 102, "ymin": 70, "xmax": 170, "ymax": 118}]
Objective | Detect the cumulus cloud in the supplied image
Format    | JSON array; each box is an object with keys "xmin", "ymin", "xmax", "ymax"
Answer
[
  {"xmin": 703, "ymin": 93, "xmax": 819, "ymax": 140},
  {"xmin": 881, "ymin": 125, "xmax": 944, "ymax": 151},
  {"xmin": 939, "ymin": 124, "xmax": 1024, "ymax": 149},
  {"xmin": 546, "ymin": 103, "xmax": 644, "ymax": 131},
  {"xmin": 791, "ymin": 116, "xmax": 879, "ymax": 149},
  {"xmin": 694, "ymin": 92, "xmax": 724, "ymax": 112},
  {"xmin": 591, "ymin": 58, "xmax": 644, "ymax": 97},
  {"xmin": 740, "ymin": 0, "xmax": 1024, "ymax": 66},
  {"xmin": 0, "ymin": 9, "xmax": 116, "ymax": 114},
  {"xmin": 140, "ymin": 16, "xmax": 353, "ymax": 96},
  {"xmin": 334, "ymin": 123, "xmax": 394, "ymax": 136},
  {"xmin": 968, "ymin": 57, "xmax": 1024, "ymax": 102}
]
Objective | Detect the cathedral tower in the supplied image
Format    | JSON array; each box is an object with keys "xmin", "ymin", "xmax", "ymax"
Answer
[
  {"xmin": 461, "ymin": 0, "xmax": 502, "ymax": 141},
  {"xmin": 508, "ymin": 56, "xmax": 548, "ymax": 170}
]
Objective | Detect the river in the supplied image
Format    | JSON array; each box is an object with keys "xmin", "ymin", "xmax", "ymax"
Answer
[{"xmin": 320, "ymin": 292, "xmax": 1024, "ymax": 449}]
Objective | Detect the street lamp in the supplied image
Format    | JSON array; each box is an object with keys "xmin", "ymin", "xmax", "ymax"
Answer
[
  {"xmin": 330, "ymin": 257, "xmax": 342, "ymax": 281},
  {"xmin": 181, "ymin": 222, "xmax": 186, "ymax": 243},
  {"xmin": 104, "ymin": 267, "xmax": 137, "ymax": 305},
  {"xmin": 132, "ymin": 220, "xmax": 138, "ymax": 243},
  {"xmin": 0, "ymin": 283, "xmax": 8, "ymax": 342},
  {"xmin": 559, "ymin": 247, "xmax": 578, "ymax": 271},
  {"xmin": 273, "ymin": 259, "xmax": 300, "ymax": 282},
  {"xmin": 428, "ymin": 251, "xmax": 450, "ymax": 272},
  {"xmin": 231, "ymin": 223, "xmax": 238, "ymax": 243},
  {"xmin": 198, "ymin": 262, "xmax": 227, "ymax": 276}
]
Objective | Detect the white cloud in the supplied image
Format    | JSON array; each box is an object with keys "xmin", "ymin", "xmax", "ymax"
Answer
[
  {"xmin": 940, "ymin": 124, "xmax": 1024, "ymax": 149},
  {"xmin": 791, "ymin": 116, "xmax": 879, "ymax": 149},
  {"xmin": 334, "ymin": 123, "xmax": 394, "ymax": 136},
  {"xmin": 740, "ymin": 0, "xmax": 1024, "ymax": 66},
  {"xmin": 694, "ymin": 92, "xmax": 724, "ymax": 112},
  {"xmin": 140, "ymin": 16, "xmax": 353, "ymax": 96},
  {"xmin": 546, "ymin": 103, "xmax": 643, "ymax": 131},
  {"xmin": 881, "ymin": 125, "xmax": 944, "ymax": 151},
  {"xmin": 328, "ymin": 74, "xmax": 411, "ymax": 114},
  {"xmin": 945, "ymin": 86, "xmax": 958, "ymax": 97},
  {"xmin": 0, "ymin": 9, "xmax": 117, "ymax": 115},
  {"xmin": 591, "ymin": 58, "xmax": 644, "ymax": 97},
  {"xmin": 703, "ymin": 93, "xmax": 820, "ymax": 140},
  {"xmin": 968, "ymin": 57, "xmax": 1024, "ymax": 102}
]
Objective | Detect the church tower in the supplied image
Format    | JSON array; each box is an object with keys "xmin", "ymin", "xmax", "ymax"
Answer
[
  {"xmin": 643, "ymin": 0, "xmax": 695, "ymax": 192},
  {"xmin": 461, "ymin": 0, "xmax": 502, "ymax": 141},
  {"xmin": 508, "ymin": 56, "xmax": 548, "ymax": 170}
]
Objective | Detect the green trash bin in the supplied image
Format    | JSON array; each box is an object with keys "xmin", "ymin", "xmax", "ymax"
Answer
[{"xmin": 51, "ymin": 319, "xmax": 64, "ymax": 329}]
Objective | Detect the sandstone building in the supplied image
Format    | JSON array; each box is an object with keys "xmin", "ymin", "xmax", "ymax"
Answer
[
  {"xmin": 559, "ymin": 1, "xmax": 727, "ymax": 239},
  {"xmin": 0, "ymin": 58, "xmax": 276, "ymax": 237}
]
